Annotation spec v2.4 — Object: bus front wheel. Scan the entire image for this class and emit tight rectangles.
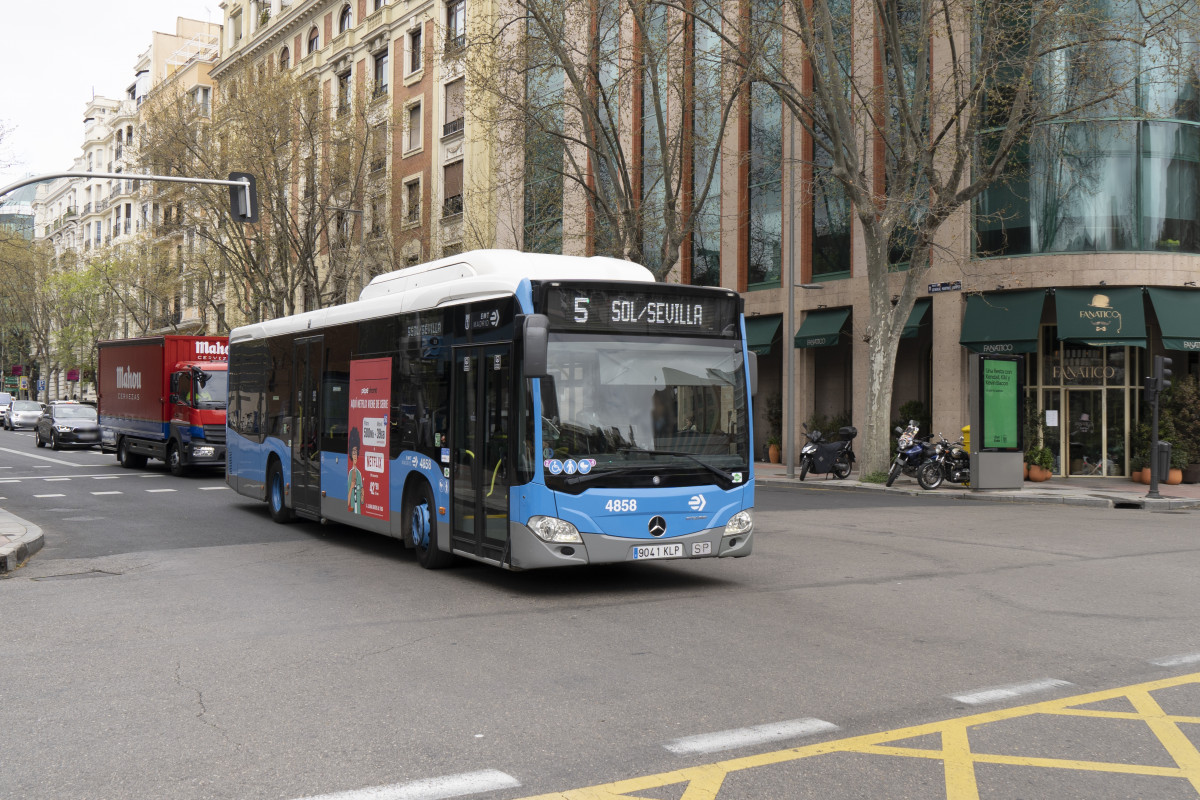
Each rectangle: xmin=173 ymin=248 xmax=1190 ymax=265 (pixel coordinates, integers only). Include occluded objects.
xmin=267 ymin=461 xmax=293 ymax=523
xmin=406 ymin=481 xmax=453 ymax=569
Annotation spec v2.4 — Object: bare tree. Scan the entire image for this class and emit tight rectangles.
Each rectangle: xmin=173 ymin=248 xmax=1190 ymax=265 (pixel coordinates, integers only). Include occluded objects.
xmin=137 ymin=64 xmax=384 ymax=325
xmin=467 ymin=0 xmax=755 ymax=278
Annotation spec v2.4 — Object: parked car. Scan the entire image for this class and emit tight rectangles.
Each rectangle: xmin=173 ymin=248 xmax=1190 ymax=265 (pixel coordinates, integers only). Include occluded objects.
xmin=0 ymin=392 xmax=12 ymax=423
xmin=6 ymin=400 xmax=45 ymax=430
xmin=35 ymin=403 xmax=100 ymax=450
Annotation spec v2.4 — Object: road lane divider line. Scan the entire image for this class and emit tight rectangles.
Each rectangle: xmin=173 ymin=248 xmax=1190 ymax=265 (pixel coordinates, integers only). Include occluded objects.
xmin=146 ymin=489 xmax=177 ymax=493
xmin=0 ymin=446 xmax=87 ymax=467
xmin=664 ymin=718 xmax=839 ymax=755
xmin=34 ymin=494 xmax=66 ymax=498
xmin=91 ymin=491 xmax=123 ymax=496
xmin=199 ymin=486 xmax=230 ymax=490
xmin=948 ymin=678 xmax=1073 ymax=706
xmin=45 ymin=478 xmax=71 ymax=482
xmin=1150 ymin=652 xmax=1200 ymax=668
xmin=293 ymin=769 xmax=521 ymax=800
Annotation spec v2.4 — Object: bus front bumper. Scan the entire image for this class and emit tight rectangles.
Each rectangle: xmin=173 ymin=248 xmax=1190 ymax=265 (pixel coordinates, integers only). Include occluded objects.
xmin=507 ymin=521 xmax=752 ymax=570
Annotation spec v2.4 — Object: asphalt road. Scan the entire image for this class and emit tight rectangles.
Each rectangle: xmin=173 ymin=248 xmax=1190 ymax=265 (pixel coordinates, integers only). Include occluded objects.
xmin=2 ymin=432 xmax=1199 ymax=800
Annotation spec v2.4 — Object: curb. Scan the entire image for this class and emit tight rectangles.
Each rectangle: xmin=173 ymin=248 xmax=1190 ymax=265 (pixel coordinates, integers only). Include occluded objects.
xmin=756 ymin=477 xmax=1200 ymax=511
xmin=0 ymin=511 xmax=44 ymax=574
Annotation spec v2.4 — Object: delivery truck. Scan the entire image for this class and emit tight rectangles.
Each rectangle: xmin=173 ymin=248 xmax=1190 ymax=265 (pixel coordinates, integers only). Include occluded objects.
xmin=98 ymin=335 xmax=228 ymax=475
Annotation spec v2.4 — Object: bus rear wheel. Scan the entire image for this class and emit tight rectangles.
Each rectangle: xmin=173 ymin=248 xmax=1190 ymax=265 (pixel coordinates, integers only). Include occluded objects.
xmin=406 ymin=481 xmax=453 ymax=569
xmin=267 ymin=461 xmax=293 ymax=523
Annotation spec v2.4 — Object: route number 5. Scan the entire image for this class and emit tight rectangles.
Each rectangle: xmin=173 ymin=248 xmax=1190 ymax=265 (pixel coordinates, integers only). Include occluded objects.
xmin=575 ymin=297 xmax=589 ymax=323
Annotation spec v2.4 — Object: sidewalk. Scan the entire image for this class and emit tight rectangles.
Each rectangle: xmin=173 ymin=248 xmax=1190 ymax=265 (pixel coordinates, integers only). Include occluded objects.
xmin=754 ymin=461 xmax=1200 ymax=510
xmin=0 ymin=509 xmax=43 ymax=573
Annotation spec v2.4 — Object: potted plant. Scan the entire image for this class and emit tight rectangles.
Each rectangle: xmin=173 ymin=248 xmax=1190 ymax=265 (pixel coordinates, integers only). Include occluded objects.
xmin=1164 ymin=376 xmax=1200 ymax=483
xmin=1166 ymin=445 xmax=1189 ymax=485
xmin=1130 ymin=421 xmax=1151 ymax=483
xmin=767 ymin=434 xmax=781 ymax=463
xmin=1027 ymin=446 xmax=1054 ymax=481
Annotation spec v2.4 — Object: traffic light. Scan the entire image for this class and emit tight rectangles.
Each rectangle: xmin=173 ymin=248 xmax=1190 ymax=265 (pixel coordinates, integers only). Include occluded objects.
xmin=227 ymin=171 xmax=259 ymax=223
xmin=1155 ymin=355 xmax=1174 ymax=393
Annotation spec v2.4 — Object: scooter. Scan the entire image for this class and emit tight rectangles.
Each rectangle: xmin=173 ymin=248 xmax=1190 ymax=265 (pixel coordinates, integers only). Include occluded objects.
xmin=798 ymin=423 xmax=857 ymax=481
xmin=886 ymin=420 xmax=934 ymax=487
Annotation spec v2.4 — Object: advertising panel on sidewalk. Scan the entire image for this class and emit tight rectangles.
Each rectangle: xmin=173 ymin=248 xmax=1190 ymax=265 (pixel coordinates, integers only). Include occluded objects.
xmin=979 ymin=356 xmax=1023 ymax=451
xmin=348 ymin=357 xmax=392 ymax=521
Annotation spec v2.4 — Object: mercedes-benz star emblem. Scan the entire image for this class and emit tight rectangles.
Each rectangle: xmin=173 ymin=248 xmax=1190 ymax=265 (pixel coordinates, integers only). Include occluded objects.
xmin=648 ymin=516 xmax=667 ymax=537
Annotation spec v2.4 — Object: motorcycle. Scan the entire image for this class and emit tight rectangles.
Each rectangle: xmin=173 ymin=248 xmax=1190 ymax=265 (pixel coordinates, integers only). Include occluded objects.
xmin=917 ymin=433 xmax=970 ymax=490
xmin=798 ymin=423 xmax=857 ymax=481
xmin=886 ymin=420 xmax=934 ymax=487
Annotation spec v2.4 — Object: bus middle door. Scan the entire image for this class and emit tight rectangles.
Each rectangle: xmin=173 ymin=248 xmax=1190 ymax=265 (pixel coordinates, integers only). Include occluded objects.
xmin=451 ymin=344 xmax=512 ymax=560
xmin=292 ymin=335 xmax=323 ymax=519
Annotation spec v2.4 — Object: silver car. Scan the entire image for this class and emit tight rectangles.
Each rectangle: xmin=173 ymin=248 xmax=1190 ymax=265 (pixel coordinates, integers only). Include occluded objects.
xmin=6 ymin=400 xmax=46 ymax=430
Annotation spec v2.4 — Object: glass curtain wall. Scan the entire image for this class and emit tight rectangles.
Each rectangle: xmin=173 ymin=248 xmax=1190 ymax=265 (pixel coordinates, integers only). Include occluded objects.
xmin=641 ymin=2 xmax=669 ymax=274
xmin=809 ymin=0 xmax=853 ymax=278
xmin=747 ymin=0 xmax=783 ymax=288
xmin=592 ymin=0 xmax=621 ymax=256
xmin=523 ymin=8 xmax=566 ymax=254
xmin=976 ymin=0 xmax=1200 ymax=256
xmin=691 ymin=0 xmax=723 ymax=285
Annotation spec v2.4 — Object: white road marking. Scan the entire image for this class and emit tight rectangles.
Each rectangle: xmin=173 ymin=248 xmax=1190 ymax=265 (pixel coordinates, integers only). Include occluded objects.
xmin=1150 ymin=652 xmax=1200 ymax=668
xmin=146 ymin=489 xmax=177 ymax=493
xmin=0 ymin=446 xmax=83 ymax=467
xmin=948 ymin=678 xmax=1074 ymax=705
xmin=664 ymin=718 xmax=840 ymax=755
xmin=293 ymin=770 xmax=521 ymax=800
xmin=93 ymin=476 xmax=121 ymax=480
xmin=0 ymin=479 xmax=19 ymax=484
xmin=34 ymin=494 xmax=66 ymax=498
xmin=91 ymin=491 xmax=123 ymax=496
xmin=199 ymin=486 xmax=229 ymax=491
xmin=45 ymin=478 xmax=71 ymax=482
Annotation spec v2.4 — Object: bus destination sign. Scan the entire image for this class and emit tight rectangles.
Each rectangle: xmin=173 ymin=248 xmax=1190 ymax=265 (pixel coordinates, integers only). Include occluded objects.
xmin=544 ymin=287 xmax=735 ymax=337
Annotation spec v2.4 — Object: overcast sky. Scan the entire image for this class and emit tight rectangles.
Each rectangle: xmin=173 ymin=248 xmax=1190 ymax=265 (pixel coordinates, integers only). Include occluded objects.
xmin=0 ymin=1 xmax=219 ymax=193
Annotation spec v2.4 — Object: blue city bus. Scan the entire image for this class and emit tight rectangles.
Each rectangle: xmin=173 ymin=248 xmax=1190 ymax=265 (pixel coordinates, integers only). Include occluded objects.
xmin=226 ymin=250 xmax=756 ymax=569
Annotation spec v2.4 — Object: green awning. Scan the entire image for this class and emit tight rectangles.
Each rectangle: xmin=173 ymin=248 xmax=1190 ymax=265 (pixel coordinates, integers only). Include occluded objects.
xmin=902 ymin=298 xmax=931 ymax=339
xmin=959 ymin=289 xmax=1046 ymax=354
xmin=743 ymin=314 xmax=782 ymax=355
xmin=1056 ymin=287 xmax=1146 ymax=347
xmin=1147 ymin=287 xmax=1200 ymax=351
xmin=794 ymin=308 xmax=851 ymax=348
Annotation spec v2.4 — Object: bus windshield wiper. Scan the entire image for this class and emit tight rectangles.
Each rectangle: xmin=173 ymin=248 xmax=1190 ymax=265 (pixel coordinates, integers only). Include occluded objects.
xmin=617 ymin=448 xmax=735 ymax=486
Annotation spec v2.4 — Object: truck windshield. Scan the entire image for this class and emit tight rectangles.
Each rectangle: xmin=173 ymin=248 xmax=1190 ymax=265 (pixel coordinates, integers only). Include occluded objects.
xmin=195 ymin=369 xmax=228 ymax=410
xmin=539 ymin=334 xmax=749 ymax=492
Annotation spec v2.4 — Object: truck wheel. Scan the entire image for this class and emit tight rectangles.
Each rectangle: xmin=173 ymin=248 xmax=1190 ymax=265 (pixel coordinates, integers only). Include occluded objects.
xmin=267 ymin=461 xmax=293 ymax=523
xmin=117 ymin=439 xmax=147 ymax=469
xmin=405 ymin=481 xmax=453 ymax=569
xmin=167 ymin=442 xmax=188 ymax=477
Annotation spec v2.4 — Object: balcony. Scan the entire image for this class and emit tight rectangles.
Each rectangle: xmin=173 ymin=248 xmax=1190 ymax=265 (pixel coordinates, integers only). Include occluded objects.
xmin=82 ymin=202 xmax=93 ymax=215
xmin=442 ymin=117 xmax=464 ymax=138
xmin=442 ymin=194 xmax=463 ymax=218
xmin=446 ymin=34 xmax=465 ymax=52
xmin=370 ymin=156 xmax=387 ymax=173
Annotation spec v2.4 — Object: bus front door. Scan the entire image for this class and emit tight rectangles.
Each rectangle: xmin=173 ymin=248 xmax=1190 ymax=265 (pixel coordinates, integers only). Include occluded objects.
xmin=292 ymin=335 xmax=323 ymax=519
xmin=451 ymin=344 xmax=511 ymax=560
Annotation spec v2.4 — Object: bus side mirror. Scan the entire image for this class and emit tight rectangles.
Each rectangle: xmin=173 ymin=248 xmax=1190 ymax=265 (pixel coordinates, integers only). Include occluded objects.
xmin=522 ymin=314 xmax=550 ymax=378
xmin=747 ymin=351 xmax=759 ymax=397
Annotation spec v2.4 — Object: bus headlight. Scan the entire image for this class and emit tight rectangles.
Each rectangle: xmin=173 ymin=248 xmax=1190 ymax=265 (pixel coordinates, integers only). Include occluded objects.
xmin=723 ymin=510 xmax=753 ymax=536
xmin=528 ymin=516 xmax=582 ymax=543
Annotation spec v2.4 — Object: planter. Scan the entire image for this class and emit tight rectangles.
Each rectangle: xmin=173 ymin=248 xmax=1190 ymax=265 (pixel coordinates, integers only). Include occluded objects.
xmin=1166 ymin=467 xmax=1183 ymax=485
xmin=1024 ymin=463 xmax=1030 ymax=480
xmin=1136 ymin=468 xmax=1151 ymax=484
xmin=1028 ymin=465 xmax=1051 ymax=482
xmin=768 ymin=443 xmax=781 ymax=463
xmin=1183 ymin=464 xmax=1200 ymax=484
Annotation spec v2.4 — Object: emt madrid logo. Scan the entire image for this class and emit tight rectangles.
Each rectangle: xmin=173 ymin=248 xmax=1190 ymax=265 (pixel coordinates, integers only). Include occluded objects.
xmin=1080 ymin=293 xmax=1122 ymax=335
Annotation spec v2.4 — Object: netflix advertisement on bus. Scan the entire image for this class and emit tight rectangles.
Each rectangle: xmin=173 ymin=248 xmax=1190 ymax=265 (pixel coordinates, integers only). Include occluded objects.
xmin=348 ymin=358 xmax=391 ymax=521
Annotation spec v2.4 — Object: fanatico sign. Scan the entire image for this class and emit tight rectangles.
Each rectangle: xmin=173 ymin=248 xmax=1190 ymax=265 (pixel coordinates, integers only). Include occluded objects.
xmin=1078 ymin=294 xmax=1123 ymax=335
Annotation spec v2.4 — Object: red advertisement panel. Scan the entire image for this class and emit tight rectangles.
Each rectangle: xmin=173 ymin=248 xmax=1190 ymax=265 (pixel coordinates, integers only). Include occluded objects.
xmin=348 ymin=357 xmax=392 ymax=521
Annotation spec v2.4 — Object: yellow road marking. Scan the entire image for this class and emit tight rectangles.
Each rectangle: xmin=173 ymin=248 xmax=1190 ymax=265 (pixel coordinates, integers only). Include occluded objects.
xmin=516 ymin=672 xmax=1200 ymax=800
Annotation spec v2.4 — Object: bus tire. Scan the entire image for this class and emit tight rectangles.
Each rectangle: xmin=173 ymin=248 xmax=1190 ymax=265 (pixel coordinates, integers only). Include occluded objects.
xmin=267 ymin=460 xmax=293 ymax=523
xmin=407 ymin=481 xmax=452 ymax=569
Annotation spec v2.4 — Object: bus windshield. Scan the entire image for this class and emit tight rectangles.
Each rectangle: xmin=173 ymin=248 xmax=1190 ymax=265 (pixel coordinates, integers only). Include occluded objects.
xmin=539 ymin=334 xmax=749 ymax=491
xmin=195 ymin=369 xmax=228 ymax=410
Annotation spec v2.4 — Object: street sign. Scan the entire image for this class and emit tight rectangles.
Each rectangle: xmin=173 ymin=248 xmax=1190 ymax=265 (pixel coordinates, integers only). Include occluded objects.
xmin=37 ymin=379 xmax=46 ymax=392
xmin=67 ymin=369 xmax=80 ymax=381
xmin=3 ymin=377 xmax=17 ymax=390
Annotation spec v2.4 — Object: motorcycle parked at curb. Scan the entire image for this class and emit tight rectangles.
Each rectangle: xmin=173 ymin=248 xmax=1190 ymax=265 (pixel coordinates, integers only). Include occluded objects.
xmin=798 ymin=423 xmax=857 ymax=481
xmin=917 ymin=433 xmax=971 ymax=490
xmin=886 ymin=420 xmax=934 ymax=487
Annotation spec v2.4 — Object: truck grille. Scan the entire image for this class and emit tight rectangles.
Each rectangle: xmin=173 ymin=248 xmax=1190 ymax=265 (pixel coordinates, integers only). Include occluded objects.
xmin=203 ymin=425 xmax=226 ymax=444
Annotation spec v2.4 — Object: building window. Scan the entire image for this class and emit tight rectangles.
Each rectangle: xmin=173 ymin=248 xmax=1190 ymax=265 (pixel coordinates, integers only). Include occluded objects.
xmin=373 ymin=51 xmax=389 ymax=97
xmin=231 ymin=11 xmax=243 ymax=46
xmin=446 ymin=0 xmax=465 ymax=49
xmin=280 ymin=46 xmax=290 ymax=70
xmin=443 ymin=79 xmax=464 ymax=136
xmin=690 ymin=3 xmax=722 ymax=286
xmin=337 ymin=71 xmax=352 ymax=116
xmin=405 ymin=178 xmax=421 ymax=224
xmin=375 ymin=0 xmax=385 ymax=9
xmin=409 ymin=27 xmax=423 ymax=73
xmin=443 ymin=160 xmax=464 ymax=217
xmin=308 ymin=27 xmax=320 ymax=54
xmin=339 ymin=4 xmax=352 ymax=33
xmin=406 ymin=102 xmax=422 ymax=151
xmin=192 ymin=86 xmax=211 ymax=116
xmin=371 ymin=124 xmax=388 ymax=172
xmin=748 ymin=81 xmax=782 ymax=287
